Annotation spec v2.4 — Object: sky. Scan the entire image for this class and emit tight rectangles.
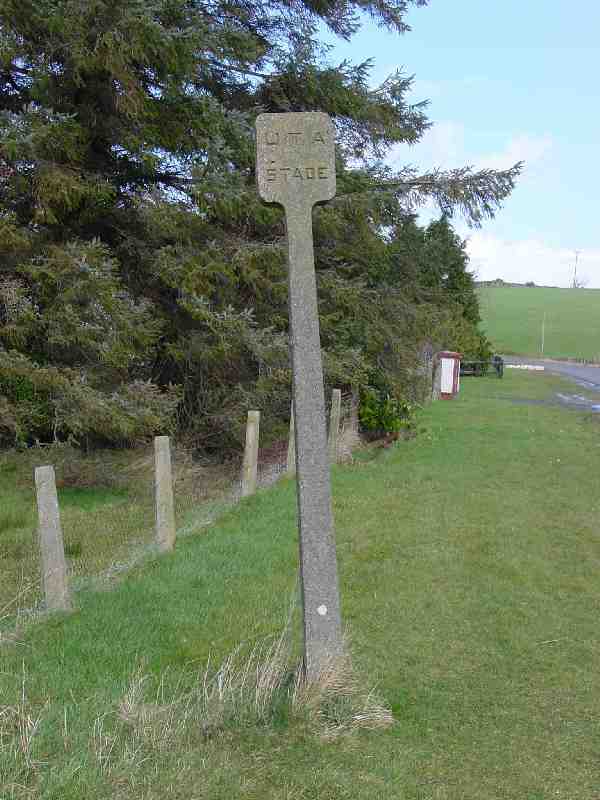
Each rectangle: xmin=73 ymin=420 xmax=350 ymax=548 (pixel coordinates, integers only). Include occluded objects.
xmin=323 ymin=0 xmax=600 ymax=288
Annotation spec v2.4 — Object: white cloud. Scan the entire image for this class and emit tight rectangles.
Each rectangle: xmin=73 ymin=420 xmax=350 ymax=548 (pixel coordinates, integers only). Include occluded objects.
xmin=419 ymin=120 xmax=466 ymax=168
xmin=478 ymin=133 xmax=554 ymax=175
xmin=407 ymin=76 xmax=490 ymax=102
xmin=466 ymin=233 xmax=600 ymax=289
xmin=391 ymin=123 xmax=554 ymax=178
xmin=387 ymin=126 xmax=599 ymax=290
xmin=389 ymin=120 xmax=466 ymax=171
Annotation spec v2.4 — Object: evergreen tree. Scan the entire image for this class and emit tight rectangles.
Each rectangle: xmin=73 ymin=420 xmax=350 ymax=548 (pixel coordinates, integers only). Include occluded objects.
xmin=422 ymin=217 xmax=480 ymax=325
xmin=0 ymin=0 xmax=519 ymax=449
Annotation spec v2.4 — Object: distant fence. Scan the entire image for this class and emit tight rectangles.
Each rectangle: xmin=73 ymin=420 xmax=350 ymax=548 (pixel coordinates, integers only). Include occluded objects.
xmin=30 ymin=389 xmax=358 ymax=615
xmin=506 ymin=365 xmax=545 ymax=372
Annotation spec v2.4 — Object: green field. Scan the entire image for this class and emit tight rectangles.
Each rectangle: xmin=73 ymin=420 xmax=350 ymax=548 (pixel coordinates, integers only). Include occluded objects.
xmin=478 ymin=286 xmax=600 ymax=361
xmin=1 ymin=371 xmax=600 ymax=799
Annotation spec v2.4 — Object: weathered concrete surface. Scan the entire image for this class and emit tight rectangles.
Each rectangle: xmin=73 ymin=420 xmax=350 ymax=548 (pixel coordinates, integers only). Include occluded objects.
xmin=337 ymin=392 xmax=361 ymax=462
xmin=328 ymin=388 xmax=341 ymax=463
xmin=418 ymin=340 xmax=435 ymax=403
xmin=241 ymin=410 xmax=260 ymax=497
xmin=432 ymin=356 xmax=442 ymax=401
xmin=257 ymin=112 xmax=343 ymax=679
xmin=154 ymin=436 xmax=176 ymax=552
xmin=34 ymin=465 xmax=71 ymax=611
xmin=256 ymin=113 xmax=336 ymax=210
xmin=287 ymin=403 xmax=296 ymax=475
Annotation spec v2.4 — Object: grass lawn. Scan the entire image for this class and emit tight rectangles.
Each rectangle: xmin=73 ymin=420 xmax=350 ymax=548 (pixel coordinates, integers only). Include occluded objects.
xmin=1 ymin=370 xmax=600 ymax=799
xmin=0 ymin=448 xmax=160 ymax=617
xmin=478 ymin=285 xmax=600 ymax=361
xmin=0 ymin=447 xmax=236 ymax=615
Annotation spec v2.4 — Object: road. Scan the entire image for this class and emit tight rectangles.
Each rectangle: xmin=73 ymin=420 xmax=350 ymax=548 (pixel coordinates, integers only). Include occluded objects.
xmin=503 ymin=357 xmax=600 ymax=392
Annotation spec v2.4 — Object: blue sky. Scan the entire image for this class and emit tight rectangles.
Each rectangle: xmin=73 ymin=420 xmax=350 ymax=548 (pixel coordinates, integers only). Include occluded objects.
xmin=324 ymin=1 xmax=600 ymax=287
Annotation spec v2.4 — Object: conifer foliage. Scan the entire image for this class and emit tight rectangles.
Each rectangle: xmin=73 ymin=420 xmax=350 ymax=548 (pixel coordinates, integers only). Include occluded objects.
xmin=0 ymin=0 xmax=519 ymax=449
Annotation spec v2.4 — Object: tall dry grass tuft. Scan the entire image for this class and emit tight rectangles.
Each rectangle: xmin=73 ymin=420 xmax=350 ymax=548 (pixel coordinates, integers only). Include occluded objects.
xmin=90 ymin=667 xmax=199 ymax=780
xmin=0 ymin=579 xmax=38 ymax=645
xmin=90 ymin=713 xmax=119 ymax=776
xmin=87 ymin=632 xmax=295 ymax=769
xmin=0 ymin=665 xmax=47 ymax=798
xmin=1 ymin=634 xmax=393 ymax=797
xmin=290 ymin=646 xmax=394 ymax=739
xmin=90 ymin=630 xmax=393 ymax=762
xmin=200 ymin=631 xmax=292 ymax=730
xmin=117 ymin=667 xmax=197 ymax=753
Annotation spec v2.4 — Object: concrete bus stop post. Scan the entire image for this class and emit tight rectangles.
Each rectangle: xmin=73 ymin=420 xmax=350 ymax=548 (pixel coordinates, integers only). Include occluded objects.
xmin=256 ymin=112 xmax=343 ymax=680
xmin=241 ymin=410 xmax=260 ymax=497
xmin=34 ymin=465 xmax=71 ymax=612
xmin=154 ymin=436 xmax=176 ymax=552
xmin=328 ymin=388 xmax=342 ymax=464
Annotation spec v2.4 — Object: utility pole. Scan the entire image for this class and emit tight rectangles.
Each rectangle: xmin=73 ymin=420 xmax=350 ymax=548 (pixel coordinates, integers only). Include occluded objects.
xmin=572 ymin=250 xmax=581 ymax=288
xmin=541 ymin=311 xmax=546 ymax=355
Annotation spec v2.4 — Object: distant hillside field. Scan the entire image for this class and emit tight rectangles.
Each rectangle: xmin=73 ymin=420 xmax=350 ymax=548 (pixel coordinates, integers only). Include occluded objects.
xmin=478 ymin=286 xmax=600 ymax=360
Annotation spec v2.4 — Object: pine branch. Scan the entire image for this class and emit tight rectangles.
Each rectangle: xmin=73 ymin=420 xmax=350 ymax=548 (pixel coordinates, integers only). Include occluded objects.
xmin=337 ymin=163 xmax=523 ymax=226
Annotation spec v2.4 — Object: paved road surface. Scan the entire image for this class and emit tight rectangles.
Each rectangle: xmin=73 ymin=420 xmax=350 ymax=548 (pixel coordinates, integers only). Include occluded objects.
xmin=503 ymin=357 xmax=600 ymax=392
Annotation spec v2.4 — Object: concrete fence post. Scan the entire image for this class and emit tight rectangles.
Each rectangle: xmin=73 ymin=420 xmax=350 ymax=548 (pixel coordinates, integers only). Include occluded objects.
xmin=425 ymin=357 xmax=434 ymax=404
xmin=241 ymin=410 xmax=260 ymax=497
xmin=328 ymin=388 xmax=342 ymax=464
xmin=154 ymin=436 xmax=176 ymax=552
xmin=337 ymin=390 xmax=361 ymax=461
xmin=287 ymin=403 xmax=296 ymax=475
xmin=34 ymin=466 xmax=71 ymax=612
xmin=432 ymin=356 xmax=441 ymax=401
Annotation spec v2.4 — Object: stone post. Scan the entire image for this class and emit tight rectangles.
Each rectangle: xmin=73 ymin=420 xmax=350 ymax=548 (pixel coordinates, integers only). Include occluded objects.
xmin=432 ymin=355 xmax=441 ymax=401
xmin=287 ymin=403 xmax=296 ymax=475
xmin=328 ymin=388 xmax=342 ymax=464
xmin=417 ymin=340 xmax=435 ymax=404
xmin=154 ymin=436 xmax=176 ymax=552
xmin=257 ymin=112 xmax=343 ymax=680
xmin=241 ymin=410 xmax=260 ymax=497
xmin=425 ymin=357 xmax=434 ymax=402
xmin=337 ymin=391 xmax=361 ymax=461
xmin=34 ymin=466 xmax=71 ymax=612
